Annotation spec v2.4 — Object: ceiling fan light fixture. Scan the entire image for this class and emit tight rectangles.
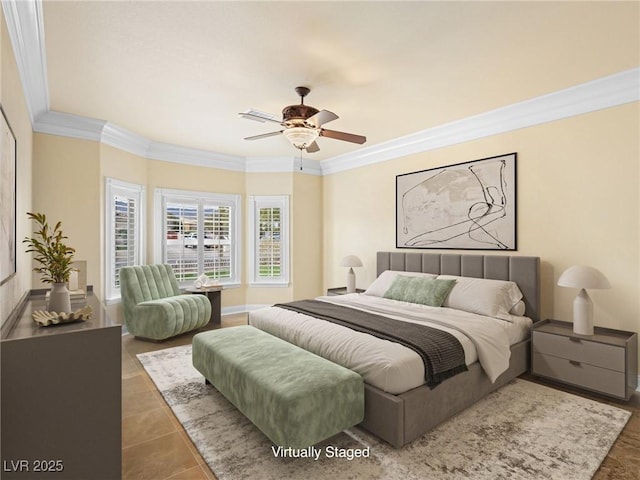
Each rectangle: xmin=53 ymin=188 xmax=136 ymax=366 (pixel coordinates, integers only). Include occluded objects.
xmin=282 ymin=127 xmax=319 ymax=150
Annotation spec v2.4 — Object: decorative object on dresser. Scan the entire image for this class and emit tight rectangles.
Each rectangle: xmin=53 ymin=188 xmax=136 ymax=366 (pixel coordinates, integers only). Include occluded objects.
xmin=340 ymin=255 xmax=363 ymax=293
xmin=396 ymin=152 xmax=516 ymax=250
xmin=31 ymin=305 xmax=93 ymax=326
xmin=22 ymin=212 xmax=76 ymax=313
xmin=557 ymin=265 xmax=611 ymax=335
xmin=531 ymin=319 xmax=638 ymax=400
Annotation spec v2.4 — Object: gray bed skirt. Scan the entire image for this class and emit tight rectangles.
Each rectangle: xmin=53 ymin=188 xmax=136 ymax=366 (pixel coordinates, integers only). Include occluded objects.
xmin=360 ymin=339 xmax=529 ymax=448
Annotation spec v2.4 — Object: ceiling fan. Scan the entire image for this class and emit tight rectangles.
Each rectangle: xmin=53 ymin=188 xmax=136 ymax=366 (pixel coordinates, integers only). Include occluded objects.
xmin=238 ymin=86 xmax=366 ymax=153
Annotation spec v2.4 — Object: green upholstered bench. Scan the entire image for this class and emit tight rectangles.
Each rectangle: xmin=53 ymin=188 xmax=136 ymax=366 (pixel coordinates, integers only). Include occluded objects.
xmin=192 ymin=326 xmax=364 ymax=448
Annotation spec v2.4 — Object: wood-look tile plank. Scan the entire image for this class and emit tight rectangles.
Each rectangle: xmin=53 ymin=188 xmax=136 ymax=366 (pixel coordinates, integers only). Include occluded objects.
xmin=166 ymin=465 xmax=210 ymax=480
xmin=123 ymin=407 xmax=177 ymax=448
xmin=122 ymin=431 xmax=198 ymax=480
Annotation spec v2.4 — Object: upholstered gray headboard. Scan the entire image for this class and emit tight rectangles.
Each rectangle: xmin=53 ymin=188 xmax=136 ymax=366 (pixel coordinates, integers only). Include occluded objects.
xmin=377 ymin=252 xmax=540 ymax=322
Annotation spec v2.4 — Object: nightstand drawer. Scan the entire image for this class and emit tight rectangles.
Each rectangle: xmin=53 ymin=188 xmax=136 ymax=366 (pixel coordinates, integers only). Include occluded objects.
xmin=532 ymin=352 xmax=626 ymax=399
xmin=532 ymin=331 xmax=625 ymax=372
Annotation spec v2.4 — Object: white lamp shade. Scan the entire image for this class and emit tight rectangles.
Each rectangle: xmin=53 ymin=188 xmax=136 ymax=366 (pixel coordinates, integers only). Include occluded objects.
xmin=340 ymin=255 xmax=363 ymax=268
xmin=557 ymin=265 xmax=611 ymax=290
xmin=282 ymin=127 xmax=319 ymax=149
xmin=558 ymin=265 xmax=610 ymax=336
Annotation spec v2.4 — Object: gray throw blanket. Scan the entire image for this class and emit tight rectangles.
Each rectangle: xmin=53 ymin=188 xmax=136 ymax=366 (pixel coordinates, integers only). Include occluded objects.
xmin=274 ymin=300 xmax=467 ymax=387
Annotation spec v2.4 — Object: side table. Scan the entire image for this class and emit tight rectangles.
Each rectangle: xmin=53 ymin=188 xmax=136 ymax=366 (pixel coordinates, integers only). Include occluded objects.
xmin=531 ymin=319 xmax=638 ymax=400
xmin=327 ymin=287 xmax=365 ymax=296
xmin=185 ymin=286 xmax=222 ymax=325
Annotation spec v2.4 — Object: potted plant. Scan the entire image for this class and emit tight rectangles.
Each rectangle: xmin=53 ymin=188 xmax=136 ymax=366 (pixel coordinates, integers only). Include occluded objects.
xmin=23 ymin=212 xmax=76 ymax=313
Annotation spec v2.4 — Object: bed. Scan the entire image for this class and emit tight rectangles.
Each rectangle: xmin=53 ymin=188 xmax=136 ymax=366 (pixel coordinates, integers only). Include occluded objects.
xmin=249 ymin=252 xmax=540 ymax=448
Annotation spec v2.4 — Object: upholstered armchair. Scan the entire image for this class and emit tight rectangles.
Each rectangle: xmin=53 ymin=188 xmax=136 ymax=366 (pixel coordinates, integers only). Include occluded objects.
xmin=120 ymin=264 xmax=211 ymax=340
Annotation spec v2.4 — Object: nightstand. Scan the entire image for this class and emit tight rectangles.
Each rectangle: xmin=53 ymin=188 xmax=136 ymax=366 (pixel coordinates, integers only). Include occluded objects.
xmin=531 ymin=319 xmax=638 ymax=400
xmin=327 ymin=287 xmax=365 ymax=296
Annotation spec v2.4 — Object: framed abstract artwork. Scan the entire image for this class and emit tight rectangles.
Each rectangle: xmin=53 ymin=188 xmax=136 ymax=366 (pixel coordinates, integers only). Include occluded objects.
xmin=396 ymin=153 xmax=517 ymax=250
xmin=1 ymin=107 xmax=17 ymax=285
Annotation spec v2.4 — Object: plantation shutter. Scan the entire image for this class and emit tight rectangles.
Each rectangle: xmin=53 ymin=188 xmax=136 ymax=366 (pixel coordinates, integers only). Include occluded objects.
xmin=258 ymin=206 xmax=282 ymax=278
xmin=157 ymin=189 xmax=240 ymax=285
xmin=163 ymin=201 xmax=199 ymax=282
xmin=249 ymin=196 xmax=289 ymax=285
xmin=113 ymin=195 xmax=138 ymax=288
xmin=105 ymin=178 xmax=145 ymax=301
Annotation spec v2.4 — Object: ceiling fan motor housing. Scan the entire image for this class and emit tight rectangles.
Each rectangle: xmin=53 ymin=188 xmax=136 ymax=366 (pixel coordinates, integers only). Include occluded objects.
xmin=282 ymin=104 xmax=319 ymax=126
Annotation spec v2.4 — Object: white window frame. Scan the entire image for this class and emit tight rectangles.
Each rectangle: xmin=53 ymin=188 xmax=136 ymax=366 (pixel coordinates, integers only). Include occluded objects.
xmin=104 ymin=178 xmax=146 ymax=302
xmin=154 ymin=188 xmax=241 ymax=287
xmin=248 ymin=195 xmax=289 ymax=286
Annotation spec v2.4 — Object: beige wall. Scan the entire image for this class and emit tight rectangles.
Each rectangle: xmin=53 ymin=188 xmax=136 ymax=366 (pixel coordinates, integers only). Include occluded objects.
xmin=32 ymin=134 xmax=102 ymax=293
xmin=323 ymin=102 xmax=639 ymax=346
xmin=292 ymin=172 xmax=323 ymax=300
xmin=0 ymin=8 xmax=33 ymax=328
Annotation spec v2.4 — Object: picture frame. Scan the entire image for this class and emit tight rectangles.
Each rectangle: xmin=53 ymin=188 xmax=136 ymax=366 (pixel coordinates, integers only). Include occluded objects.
xmin=1 ymin=106 xmax=17 ymax=285
xmin=396 ymin=152 xmax=517 ymax=250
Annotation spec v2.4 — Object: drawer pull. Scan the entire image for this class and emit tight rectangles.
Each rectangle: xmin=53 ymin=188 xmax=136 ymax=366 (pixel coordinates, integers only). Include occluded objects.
xmin=569 ymin=360 xmax=581 ymax=366
xmin=569 ymin=337 xmax=581 ymax=343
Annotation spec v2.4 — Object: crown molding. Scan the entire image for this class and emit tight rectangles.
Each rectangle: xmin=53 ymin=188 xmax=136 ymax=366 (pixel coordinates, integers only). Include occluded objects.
xmin=245 ymin=156 xmax=323 ymax=176
xmin=2 ymin=0 xmax=48 ymax=123
xmin=6 ymin=1 xmax=639 ymax=176
xmin=146 ymin=141 xmax=246 ymax=172
xmin=33 ymin=110 xmax=106 ymax=142
xmin=321 ymin=67 xmax=639 ymax=175
xmin=101 ymin=123 xmax=152 ymax=158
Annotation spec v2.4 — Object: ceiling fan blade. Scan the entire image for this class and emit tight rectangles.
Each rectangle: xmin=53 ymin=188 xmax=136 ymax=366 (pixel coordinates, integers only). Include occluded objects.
xmin=320 ymin=129 xmax=366 ymax=145
xmin=244 ymin=131 xmax=283 ymax=141
xmin=305 ymin=141 xmax=320 ymax=153
xmin=306 ymin=109 xmax=339 ymax=128
xmin=238 ymin=109 xmax=282 ymax=124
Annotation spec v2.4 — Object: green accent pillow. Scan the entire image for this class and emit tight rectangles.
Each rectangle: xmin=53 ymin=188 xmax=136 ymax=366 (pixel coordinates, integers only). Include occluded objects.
xmin=383 ymin=276 xmax=456 ymax=307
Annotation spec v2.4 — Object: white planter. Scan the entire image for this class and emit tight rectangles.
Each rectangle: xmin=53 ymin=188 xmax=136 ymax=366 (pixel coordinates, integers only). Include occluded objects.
xmin=49 ymin=282 xmax=71 ymax=313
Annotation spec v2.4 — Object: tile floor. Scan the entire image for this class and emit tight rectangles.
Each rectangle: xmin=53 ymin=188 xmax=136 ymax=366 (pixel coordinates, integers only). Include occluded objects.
xmin=121 ymin=314 xmax=247 ymax=480
xmin=122 ymin=315 xmax=639 ymax=480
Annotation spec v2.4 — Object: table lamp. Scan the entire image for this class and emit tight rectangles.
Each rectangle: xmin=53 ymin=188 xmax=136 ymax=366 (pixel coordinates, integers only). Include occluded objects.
xmin=340 ymin=255 xmax=363 ymax=293
xmin=557 ymin=265 xmax=610 ymax=335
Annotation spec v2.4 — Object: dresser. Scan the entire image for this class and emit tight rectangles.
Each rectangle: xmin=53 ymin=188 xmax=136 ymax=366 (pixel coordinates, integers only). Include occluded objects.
xmin=1 ymin=292 xmax=122 ymax=479
xmin=531 ymin=319 xmax=638 ymax=400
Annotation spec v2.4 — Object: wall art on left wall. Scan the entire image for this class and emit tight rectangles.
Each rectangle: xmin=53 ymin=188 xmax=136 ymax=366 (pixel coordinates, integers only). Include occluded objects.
xmin=0 ymin=107 xmax=17 ymax=285
xmin=396 ymin=152 xmax=517 ymax=250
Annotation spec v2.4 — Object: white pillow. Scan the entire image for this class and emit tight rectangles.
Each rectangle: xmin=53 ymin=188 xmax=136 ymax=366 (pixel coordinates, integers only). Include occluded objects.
xmin=364 ymin=270 xmax=437 ymax=297
xmin=437 ymin=275 xmax=523 ymax=320
xmin=510 ymin=300 xmax=526 ymax=316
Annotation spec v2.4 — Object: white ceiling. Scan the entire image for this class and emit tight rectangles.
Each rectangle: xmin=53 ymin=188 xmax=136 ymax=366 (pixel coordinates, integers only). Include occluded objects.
xmin=38 ymin=1 xmax=638 ymax=162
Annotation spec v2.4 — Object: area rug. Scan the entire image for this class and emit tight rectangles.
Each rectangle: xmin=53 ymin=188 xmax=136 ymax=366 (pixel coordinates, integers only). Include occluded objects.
xmin=138 ymin=345 xmax=631 ymax=480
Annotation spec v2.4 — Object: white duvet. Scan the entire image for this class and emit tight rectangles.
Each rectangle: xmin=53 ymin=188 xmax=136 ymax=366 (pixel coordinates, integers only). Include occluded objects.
xmin=248 ymin=294 xmax=531 ymax=395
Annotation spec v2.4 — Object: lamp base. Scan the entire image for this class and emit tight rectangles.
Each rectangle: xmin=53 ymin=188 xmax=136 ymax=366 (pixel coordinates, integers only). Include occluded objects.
xmin=573 ymin=289 xmax=594 ymax=336
xmin=346 ymin=268 xmax=356 ymax=294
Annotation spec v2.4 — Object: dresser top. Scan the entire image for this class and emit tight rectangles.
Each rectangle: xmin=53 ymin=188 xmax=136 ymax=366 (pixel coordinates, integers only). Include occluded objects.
xmin=1 ymin=292 xmax=120 ymax=341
